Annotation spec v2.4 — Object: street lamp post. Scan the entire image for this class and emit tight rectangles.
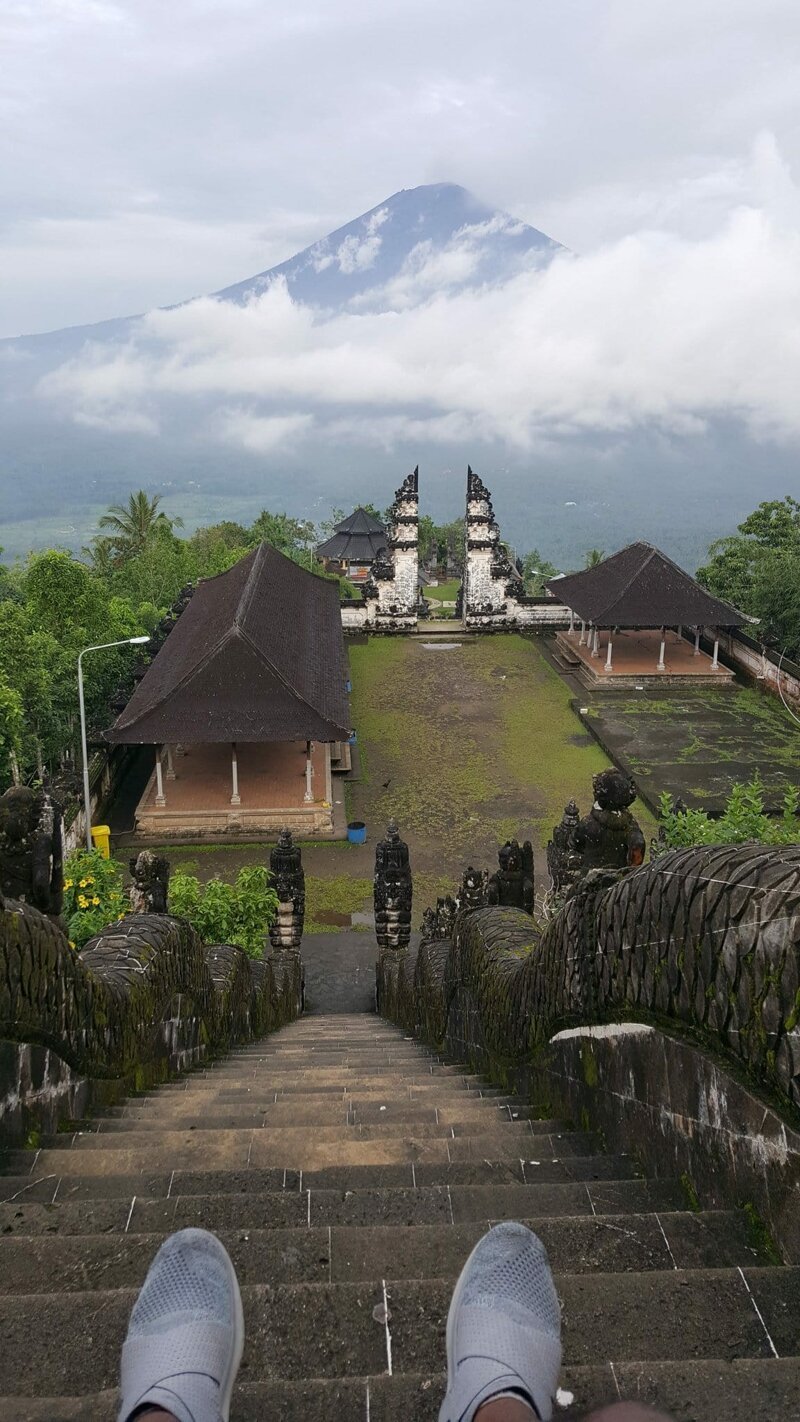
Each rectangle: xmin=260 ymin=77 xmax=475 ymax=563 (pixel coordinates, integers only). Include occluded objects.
xmin=78 ymin=636 xmax=150 ymax=852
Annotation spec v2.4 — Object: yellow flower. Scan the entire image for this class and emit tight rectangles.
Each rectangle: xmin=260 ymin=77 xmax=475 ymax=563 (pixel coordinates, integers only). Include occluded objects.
xmin=64 ymin=879 xmax=73 ymax=890
xmin=85 ymin=876 xmax=95 ymax=885
xmin=79 ymin=879 xmax=88 ymax=888
xmin=78 ymin=895 xmax=88 ymax=908
xmin=92 ymin=896 xmax=100 ymax=906
xmin=68 ymin=940 xmax=76 ymax=949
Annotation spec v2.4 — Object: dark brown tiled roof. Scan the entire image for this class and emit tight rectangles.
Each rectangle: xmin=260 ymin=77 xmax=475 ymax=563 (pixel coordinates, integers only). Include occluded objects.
xmin=547 ymin=542 xmax=747 ymax=629
xmin=316 ymin=507 xmax=387 ymax=564
xmin=106 ymin=544 xmax=350 ymax=744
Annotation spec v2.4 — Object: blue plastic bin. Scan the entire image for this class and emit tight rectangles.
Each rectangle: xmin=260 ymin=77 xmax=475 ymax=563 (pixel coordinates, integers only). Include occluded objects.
xmin=347 ymin=821 xmax=367 ymax=844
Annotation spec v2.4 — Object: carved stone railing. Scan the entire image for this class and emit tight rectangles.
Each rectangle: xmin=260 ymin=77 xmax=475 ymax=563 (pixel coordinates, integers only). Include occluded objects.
xmin=378 ymin=843 xmax=800 ymax=1114
xmin=0 ymin=894 xmax=302 ymax=1144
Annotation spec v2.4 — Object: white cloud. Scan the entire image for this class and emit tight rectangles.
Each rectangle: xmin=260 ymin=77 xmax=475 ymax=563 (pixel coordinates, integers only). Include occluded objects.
xmin=216 ymin=408 xmax=314 ymax=452
xmin=39 ymin=172 xmax=800 ymax=448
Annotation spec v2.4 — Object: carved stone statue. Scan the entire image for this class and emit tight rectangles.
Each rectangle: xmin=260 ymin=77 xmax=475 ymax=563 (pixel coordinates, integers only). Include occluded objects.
xmin=129 ymin=850 xmax=170 ymax=914
xmin=459 ymin=864 xmax=488 ymax=911
xmin=571 ymin=769 xmax=645 ymax=875
xmin=374 ymin=819 xmax=412 ymax=950
xmin=487 ymin=838 xmax=535 ymax=914
xmin=547 ymin=799 xmax=581 ymax=893
xmin=0 ymin=785 xmax=64 ymax=918
xmin=268 ymin=828 xmax=305 ymax=950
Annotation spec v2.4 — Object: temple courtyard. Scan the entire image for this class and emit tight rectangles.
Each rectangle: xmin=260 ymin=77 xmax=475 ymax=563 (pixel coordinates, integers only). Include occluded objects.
xmin=119 ymin=633 xmax=800 ymax=930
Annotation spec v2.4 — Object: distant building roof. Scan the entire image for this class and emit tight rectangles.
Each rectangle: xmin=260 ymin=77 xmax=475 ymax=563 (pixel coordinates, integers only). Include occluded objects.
xmin=547 ymin=542 xmax=747 ymax=629
xmin=316 ymin=507 xmax=387 ymax=564
xmin=106 ymin=544 xmax=350 ymax=745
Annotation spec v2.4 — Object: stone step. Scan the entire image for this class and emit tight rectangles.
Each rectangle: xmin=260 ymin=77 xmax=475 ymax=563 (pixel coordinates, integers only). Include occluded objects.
xmin=1 ymin=1269 xmax=794 ymax=1394
xmin=3 ymin=1360 xmax=800 ymax=1422
xmin=30 ymin=1128 xmax=597 ymax=1175
xmin=0 ymin=1154 xmax=643 ymax=1212
xmin=0 ymin=1211 xmax=775 ymax=1293
xmin=109 ymin=1099 xmax=545 ymax=1126
xmin=0 ymin=1175 xmax=681 ymax=1238
xmin=48 ymin=1121 xmax=558 ymax=1151
xmin=90 ymin=1109 xmax=572 ymax=1134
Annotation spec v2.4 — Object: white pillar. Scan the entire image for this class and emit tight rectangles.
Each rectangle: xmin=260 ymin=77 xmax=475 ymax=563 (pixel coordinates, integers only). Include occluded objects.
xmin=712 ymin=636 xmax=720 ymax=670
xmin=591 ymin=626 xmax=600 ymax=657
xmin=155 ymin=747 xmax=166 ymax=806
xmin=324 ymin=742 xmax=333 ymax=805
xmin=165 ymin=744 xmax=176 ymax=780
xmin=676 ymin=625 xmax=682 ymax=641
xmin=579 ymin=620 xmax=586 ymax=646
xmin=568 ymin=608 xmax=575 ymax=635
xmin=694 ymin=627 xmax=701 ymax=656
xmin=657 ymin=630 xmax=666 ymax=671
xmin=230 ymin=743 xmax=241 ymax=805
xmin=304 ymin=740 xmax=314 ymax=802
xmin=605 ymin=636 xmax=613 ymax=672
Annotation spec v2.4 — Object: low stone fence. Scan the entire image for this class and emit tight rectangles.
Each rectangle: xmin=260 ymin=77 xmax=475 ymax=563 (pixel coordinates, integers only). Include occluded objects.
xmin=0 ymin=895 xmax=302 ymax=1146
xmin=378 ymin=843 xmax=800 ymax=1258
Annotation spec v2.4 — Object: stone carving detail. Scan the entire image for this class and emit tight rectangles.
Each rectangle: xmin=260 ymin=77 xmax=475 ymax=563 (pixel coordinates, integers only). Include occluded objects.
xmin=374 ymin=820 xmax=412 ymax=950
xmin=546 ymin=799 xmax=581 ymax=893
xmin=0 ymin=785 xmax=63 ymax=919
xmin=420 ymin=894 xmax=459 ymax=944
xmin=571 ymin=770 xmax=645 ymax=875
xmin=459 ymin=864 xmax=489 ymax=911
xmin=461 ymin=467 xmax=570 ymax=632
xmin=268 ymin=828 xmax=306 ymax=950
xmin=487 ymin=838 xmax=535 ymax=914
xmin=129 ymin=849 xmax=171 ymax=914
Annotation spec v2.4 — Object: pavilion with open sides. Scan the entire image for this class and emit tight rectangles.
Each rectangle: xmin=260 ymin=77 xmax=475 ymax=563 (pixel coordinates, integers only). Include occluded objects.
xmin=105 ymin=543 xmax=350 ymax=837
xmin=548 ymin=541 xmax=749 ymax=688
xmin=316 ymin=507 xmax=388 ymax=584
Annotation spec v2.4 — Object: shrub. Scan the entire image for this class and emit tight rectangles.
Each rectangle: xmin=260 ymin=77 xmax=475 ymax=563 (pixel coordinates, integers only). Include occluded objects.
xmin=168 ymin=865 xmax=278 ymax=958
xmin=63 ymin=848 xmax=130 ymax=948
xmin=656 ymin=775 xmax=800 ymax=851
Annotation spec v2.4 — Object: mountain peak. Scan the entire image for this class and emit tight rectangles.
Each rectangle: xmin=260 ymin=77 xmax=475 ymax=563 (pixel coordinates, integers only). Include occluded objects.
xmin=215 ymin=182 xmax=561 ymax=308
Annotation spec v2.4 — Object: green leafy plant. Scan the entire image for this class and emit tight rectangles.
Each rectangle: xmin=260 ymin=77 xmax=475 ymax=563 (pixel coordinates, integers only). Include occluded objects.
xmin=656 ymin=776 xmax=800 ymax=851
xmin=63 ymin=848 xmax=130 ymax=948
xmin=168 ymin=866 xmax=278 ymax=958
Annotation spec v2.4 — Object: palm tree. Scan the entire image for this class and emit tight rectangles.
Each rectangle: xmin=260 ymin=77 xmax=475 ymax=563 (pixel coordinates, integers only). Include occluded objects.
xmin=584 ymin=548 xmax=605 ymax=568
xmin=99 ymin=491 xmax=182 ymax=559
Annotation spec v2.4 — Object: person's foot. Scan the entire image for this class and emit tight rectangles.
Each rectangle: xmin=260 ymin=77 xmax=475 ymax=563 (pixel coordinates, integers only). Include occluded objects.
xmin=118 ymin=1228 xmax=244 ymax=1422
xmin=439 ymin=1222 xmax=562 ymax=1422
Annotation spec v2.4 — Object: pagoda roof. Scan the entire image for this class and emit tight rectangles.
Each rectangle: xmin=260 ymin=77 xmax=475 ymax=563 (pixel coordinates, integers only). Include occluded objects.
xmin=105 ymin=544 xmax=350 ymax=745
xmin=547 ymin=542 xmax=747 ymax=629
xmin=316 ymin=507 xmax=387 ymax=563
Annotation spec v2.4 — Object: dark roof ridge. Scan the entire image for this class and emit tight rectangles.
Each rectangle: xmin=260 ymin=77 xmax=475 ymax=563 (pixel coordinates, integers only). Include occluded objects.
xmin=594 ymin=542 xmax=657 ymax=623
xmin=234 ymin=540 xmax=267 ymax=631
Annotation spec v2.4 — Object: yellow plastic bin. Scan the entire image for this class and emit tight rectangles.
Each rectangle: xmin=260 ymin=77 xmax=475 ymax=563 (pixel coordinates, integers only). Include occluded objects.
xmin=91 ymin=825 xmax=111 ymax=859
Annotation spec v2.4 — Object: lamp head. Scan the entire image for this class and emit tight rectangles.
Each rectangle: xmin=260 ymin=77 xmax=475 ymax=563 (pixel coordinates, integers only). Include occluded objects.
xmin=130 ymin=635 xmax=150 ymax=645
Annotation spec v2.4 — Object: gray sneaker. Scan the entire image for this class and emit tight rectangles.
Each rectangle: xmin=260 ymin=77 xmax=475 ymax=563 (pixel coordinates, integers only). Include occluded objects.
xmin=439 ymin=1222 xmax=562 ymax=1422
xmin=118 ymin=1228 xmax=244 ymax=1422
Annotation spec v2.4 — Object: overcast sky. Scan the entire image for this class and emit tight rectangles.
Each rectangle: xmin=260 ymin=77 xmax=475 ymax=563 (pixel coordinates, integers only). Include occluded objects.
xmin=3 ymin=0 xmax=800 ymax=338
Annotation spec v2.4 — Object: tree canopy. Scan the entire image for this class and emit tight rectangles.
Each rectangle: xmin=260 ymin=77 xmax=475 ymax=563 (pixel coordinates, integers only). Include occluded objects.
xmin=696 ymin=496 xmax=800 ymax=655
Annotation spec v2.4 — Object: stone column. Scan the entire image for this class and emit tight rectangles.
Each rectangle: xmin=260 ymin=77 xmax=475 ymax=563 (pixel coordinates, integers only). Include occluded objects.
xmin=657 ymin=630 xmax=666 ymax=672
xmin=712 ymin=635 xmax=720 ymax=670
xmin=374 ymin=819 xmax=412 ymax=950
xmin=605 ymin=635 xmax=613 ymax=672
xmin=304 ymin=741 xmax=314 ymax=802
xmin=165 ymin=745 xmax=176 ymax=780
xmin=579 ymin=620 xmax=587 ymax=646
xmin=568 ymin=608 xmax=575 ymax=635
xmin=268 ymin=828 xmax=305 ymax=950
xmin=230 ymin=743 xmax=241 ymax=806
xmin=324 ymin=743 xmax=333 ymax=806
xmin=591 ymin=627 xmax=600 ymax=658
xmin=154 ymin=747 xmax=166 ymax=807
xmin=694 ymin=626 xmax=702 ymax=656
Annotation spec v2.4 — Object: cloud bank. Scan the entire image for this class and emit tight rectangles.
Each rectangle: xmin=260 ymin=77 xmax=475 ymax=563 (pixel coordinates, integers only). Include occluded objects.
xmin=40 ymin=164 xmax=800 ymax=455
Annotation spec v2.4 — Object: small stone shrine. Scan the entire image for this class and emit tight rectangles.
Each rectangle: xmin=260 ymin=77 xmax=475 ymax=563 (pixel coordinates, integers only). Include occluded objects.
xmin=546 ymin=798 xmax=581 ymax=893
xmin=487 ymin=838 xmax=535 ymax=914
xmin=459 ymin=864 xmax=489 ymax=911
xmin=0 ymin=785 xmax=63 ymax=919
xmin=566 ymin=769 xmax=646 ymax=880
xmin=374 ymin=819 xmax=413 ymax=950
xmin=129 ymin=849 xmax=171 ymax=914
xmin=268 ymin=828 xmax=306 ymax=950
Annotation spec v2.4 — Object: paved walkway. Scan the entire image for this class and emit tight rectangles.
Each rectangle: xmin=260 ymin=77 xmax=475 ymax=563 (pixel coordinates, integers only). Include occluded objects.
xmin=302 ymin=931 xmax=420 ymax=1015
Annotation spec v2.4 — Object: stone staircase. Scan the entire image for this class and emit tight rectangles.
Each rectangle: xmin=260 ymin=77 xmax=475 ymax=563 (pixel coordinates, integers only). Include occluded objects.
xmin=0 ymin=1013 xmax=797 ymax=1421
